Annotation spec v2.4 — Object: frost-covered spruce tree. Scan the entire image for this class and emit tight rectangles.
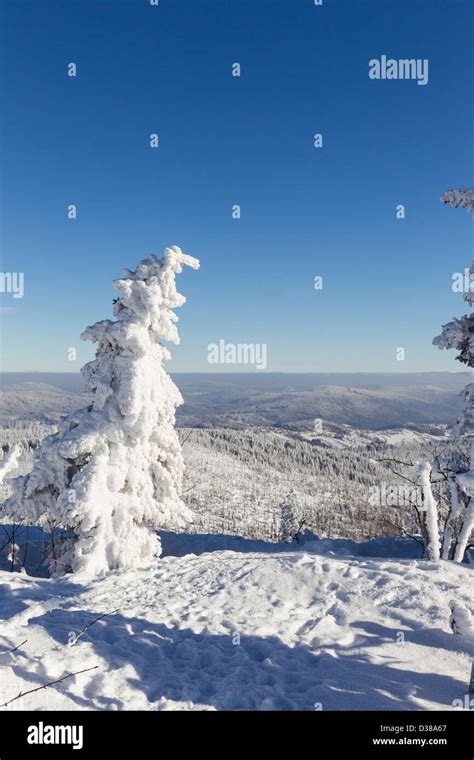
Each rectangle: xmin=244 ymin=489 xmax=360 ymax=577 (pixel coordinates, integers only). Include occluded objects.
xmin=278 ymin=490 xmax=304 ymax=543
xmin=4 ymin=246 xmax=199 ymax=576
xmin=432 ymin=189 xmax=474 ymax=562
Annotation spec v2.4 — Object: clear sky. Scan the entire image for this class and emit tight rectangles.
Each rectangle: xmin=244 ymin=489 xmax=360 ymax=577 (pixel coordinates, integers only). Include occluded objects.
xmin=0 ymin=0 xmax=473 ymax=373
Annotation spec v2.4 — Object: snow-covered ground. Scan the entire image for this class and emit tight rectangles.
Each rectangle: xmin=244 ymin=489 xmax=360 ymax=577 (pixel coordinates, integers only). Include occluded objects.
xmin=295 ymin=426 xmax=448 ymax=450
xmin=0 ymin=533 xmax=472 ymax=711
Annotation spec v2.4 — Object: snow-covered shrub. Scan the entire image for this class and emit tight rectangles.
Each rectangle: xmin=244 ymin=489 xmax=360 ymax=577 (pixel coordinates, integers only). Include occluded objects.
xmin=449 ymin=600 xmax=473 ymax=637
xmin=2 ymin=246 xmax=199 ymax=576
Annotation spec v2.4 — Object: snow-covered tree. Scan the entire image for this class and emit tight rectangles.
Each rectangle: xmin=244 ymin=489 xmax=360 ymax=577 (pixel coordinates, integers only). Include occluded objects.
xmin=0 ymin=445 xmax=21 ymax=485
xmin=3 ymin=246 xmax=199 ymax=576
xmin=431 ymin=189 xmax=474 ymax=562
xmin=416 ymin=462 xmax=441 ymax=561
xmin=380 ymin=191 xmax=474 ymax=561
xmin=278 ymin=490 xmax=305 ymax=543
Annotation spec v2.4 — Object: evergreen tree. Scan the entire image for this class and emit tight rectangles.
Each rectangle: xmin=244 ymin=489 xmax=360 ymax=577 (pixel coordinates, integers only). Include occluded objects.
xmin=4 ymin=246 xmax=199 ymax=576
xmin=278 ymin=489 xmax=304 ymax=543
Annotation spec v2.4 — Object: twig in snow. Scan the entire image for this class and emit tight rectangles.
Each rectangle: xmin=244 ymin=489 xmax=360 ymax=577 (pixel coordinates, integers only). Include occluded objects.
xmin=1 ymin=665 xmax=99 ymax=707
xmin=70 ymin=608 xmax=120 ymax=645
xmin=1 ymin=639 xmax=28 ymax=656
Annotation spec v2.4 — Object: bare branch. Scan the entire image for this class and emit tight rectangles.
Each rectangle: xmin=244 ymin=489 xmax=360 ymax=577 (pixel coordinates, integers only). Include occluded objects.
xmin=70 ymin=609 xmax=120 ymax=646
xmin=1 ymin=639 xmax=28 ymax=656
xmin=376 ymin=457 xmax=415 ymax=467
xmin=382 ymin=466 xmax=418 ymax=487
xmin=179 ymin=429 xmax=194 ymax=447
xmin=383 ymin=518 xmax=424 ymax=550
xmin=1 ymin=665 xmax=99 ymax=707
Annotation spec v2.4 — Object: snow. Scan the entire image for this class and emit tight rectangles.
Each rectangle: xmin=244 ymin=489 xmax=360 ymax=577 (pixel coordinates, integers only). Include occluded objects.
xmin=457 ymin=470 xmax=474 ymax=498
xmin=373 ymin=429 xmax=446 ymax=446
xmin=0 ymin=534 xmax=472 ymax=711
xmin=0 ymin=445 xmax=21 ymax=485
xmin=449 ymin=601 xmax=473 ymax=638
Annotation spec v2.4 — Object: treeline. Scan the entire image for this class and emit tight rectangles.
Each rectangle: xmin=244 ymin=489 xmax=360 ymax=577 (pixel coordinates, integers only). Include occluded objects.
xmin=182 ymin=428 xmax=440 ymax=543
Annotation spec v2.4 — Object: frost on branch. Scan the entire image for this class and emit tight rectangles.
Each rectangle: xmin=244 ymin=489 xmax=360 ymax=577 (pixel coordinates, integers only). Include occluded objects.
xmin=441 ymin=189 xmax=474 ymax=214
xmin=433 ymin=314 xmax=474 ymax=366
xmin=3 ymin=246 xmax=200 ymax=577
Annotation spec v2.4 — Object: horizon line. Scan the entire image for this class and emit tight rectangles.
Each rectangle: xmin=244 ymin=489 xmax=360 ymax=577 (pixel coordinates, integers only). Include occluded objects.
xmin=1 ymin=370 xmax=472 ymax=376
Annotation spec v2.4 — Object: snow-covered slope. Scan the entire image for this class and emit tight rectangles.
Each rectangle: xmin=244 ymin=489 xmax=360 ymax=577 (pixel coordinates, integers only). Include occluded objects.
xmin=177 ymin=380 xmax=466 ymax=430
xmin=0 ymin=535 xmax=472 ymax=711
xmin=0 ymin=383 xmax=82 ymax=424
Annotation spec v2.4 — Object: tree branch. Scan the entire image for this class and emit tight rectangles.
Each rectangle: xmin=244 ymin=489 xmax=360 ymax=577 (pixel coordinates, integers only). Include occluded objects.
xmin=70 ymin=609 xmax=120 ymax=646
xmin=1 ymin=665 xmax=99 ymax=707
xmin=1 ymin=639 xmax=28 ymax=656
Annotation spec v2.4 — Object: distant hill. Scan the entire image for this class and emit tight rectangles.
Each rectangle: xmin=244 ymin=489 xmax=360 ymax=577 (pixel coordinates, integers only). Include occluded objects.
xmin=0 ymin=372 xmax=470 ymax=430
xmin=174 ymin=373 xmax=470 ymax=430
xmin=0 ymin=381 xmax=84 ymax=423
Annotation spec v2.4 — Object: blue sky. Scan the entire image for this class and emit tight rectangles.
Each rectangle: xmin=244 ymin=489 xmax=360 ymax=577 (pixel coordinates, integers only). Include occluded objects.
xmin=1 ymin=0 xmax=473 ymax=373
